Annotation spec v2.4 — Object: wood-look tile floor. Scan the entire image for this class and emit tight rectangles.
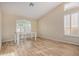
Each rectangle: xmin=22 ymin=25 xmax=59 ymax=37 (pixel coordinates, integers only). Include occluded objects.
xmin=0 ymin=38 xmax=79 ymax=56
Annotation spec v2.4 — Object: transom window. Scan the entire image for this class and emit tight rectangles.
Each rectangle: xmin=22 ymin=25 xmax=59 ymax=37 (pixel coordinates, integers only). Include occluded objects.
xmin=64 ymin=3 xmax=79 ymax=11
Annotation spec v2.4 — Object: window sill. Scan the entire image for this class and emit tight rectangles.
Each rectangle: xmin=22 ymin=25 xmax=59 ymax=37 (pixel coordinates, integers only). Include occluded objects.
xmin=64 ymin=35 xmax=79 ymax=38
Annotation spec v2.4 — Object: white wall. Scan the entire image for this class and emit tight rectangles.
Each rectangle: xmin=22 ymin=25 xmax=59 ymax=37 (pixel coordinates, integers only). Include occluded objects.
xmin=0 ymin=7 xmax=2 ymax=49
xmin=2 ymin=14 xmax=16 ymax=42
xmin=38 ymin=3 xmax=79 ymax=45
xmin=38 ymin=4 xmax=64 ymax=41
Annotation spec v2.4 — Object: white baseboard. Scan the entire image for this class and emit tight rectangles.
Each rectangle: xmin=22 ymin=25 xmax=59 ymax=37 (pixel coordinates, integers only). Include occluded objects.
xmin=2 ymin=39 xmax=14 ymax=43
xmin=39 ymin=36 xmax=79 ymax=46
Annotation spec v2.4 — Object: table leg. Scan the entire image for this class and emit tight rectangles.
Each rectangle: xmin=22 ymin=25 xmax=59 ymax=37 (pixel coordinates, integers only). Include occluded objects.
xmin=16 ymin=33 xmax=20 ymax=45
xmin=31 ymin=33 xmax=33 ymax=39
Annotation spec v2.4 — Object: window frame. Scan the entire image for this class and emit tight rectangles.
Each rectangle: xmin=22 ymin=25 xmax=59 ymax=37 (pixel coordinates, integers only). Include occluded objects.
xmin=64 ymin=13 xmax=79 ymax=37
xmin=16 ymin=19 xmax=32 ymax=33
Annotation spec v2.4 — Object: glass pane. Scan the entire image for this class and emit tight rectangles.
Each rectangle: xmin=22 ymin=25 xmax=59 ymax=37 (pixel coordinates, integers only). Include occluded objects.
xmin=16 ymin=20 xmax=31 ymax=33
xmin=64 ymin=15 xmax=71 ymax=35
xmin=71 ymin=13 xmax=79 ymax=36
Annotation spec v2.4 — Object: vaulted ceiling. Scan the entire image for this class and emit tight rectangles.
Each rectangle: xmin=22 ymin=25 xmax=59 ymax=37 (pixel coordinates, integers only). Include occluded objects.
xmin=0 ymin=2 xmax=61 ymax=20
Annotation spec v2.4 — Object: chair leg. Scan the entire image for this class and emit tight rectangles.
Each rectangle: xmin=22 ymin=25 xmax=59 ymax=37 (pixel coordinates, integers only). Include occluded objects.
xmin=31 ymin=33 xmax=33 ymax=39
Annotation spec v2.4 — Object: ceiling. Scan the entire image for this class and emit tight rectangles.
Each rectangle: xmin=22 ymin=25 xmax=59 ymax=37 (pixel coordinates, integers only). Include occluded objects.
xmin=0 ymin=2 xmax=61 ymax=20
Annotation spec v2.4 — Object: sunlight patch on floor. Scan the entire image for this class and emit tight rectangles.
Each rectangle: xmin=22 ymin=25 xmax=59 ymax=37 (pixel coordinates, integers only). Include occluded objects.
xmin=0 ymin=52 xmax=16 ymax=56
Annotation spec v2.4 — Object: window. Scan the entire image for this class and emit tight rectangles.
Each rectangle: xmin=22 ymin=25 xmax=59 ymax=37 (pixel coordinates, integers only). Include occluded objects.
xmin=71 ymin=13 xmax=79 ymax=36
xmin=64 ymin=13 xmax=79 ymax=36
xmin=64 ymin=3 xmax=79 ymax=37
xmin=64 ymin=14 xmax=71 ymax=35
xmin=16 ymin=20 xmax=31 ymax=33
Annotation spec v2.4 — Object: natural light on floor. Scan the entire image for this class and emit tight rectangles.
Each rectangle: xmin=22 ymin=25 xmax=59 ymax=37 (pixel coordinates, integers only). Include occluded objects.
xmin=0 ymin=52 xmax=16 ymax=56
